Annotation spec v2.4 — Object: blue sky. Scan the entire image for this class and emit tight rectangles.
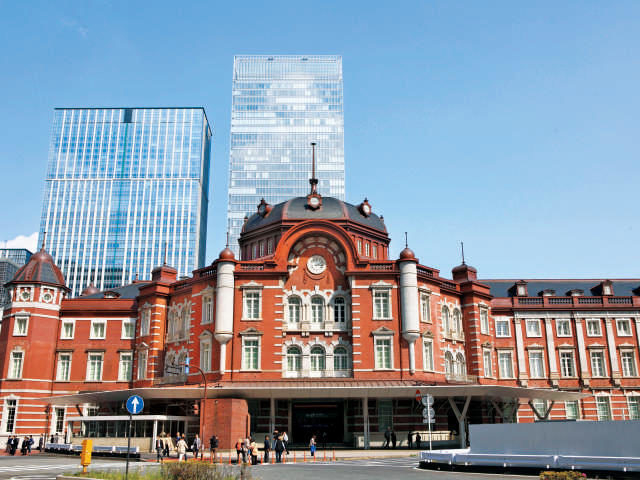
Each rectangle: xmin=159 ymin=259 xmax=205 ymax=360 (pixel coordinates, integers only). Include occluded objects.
xmin=1 ymin=1 xmax=639 ymax=278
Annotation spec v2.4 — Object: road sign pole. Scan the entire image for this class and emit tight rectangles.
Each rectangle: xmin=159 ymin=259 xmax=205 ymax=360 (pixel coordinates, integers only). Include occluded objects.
xmin=428 ymin=412 xmax=432 ymax=456
xmin=126 ymin=412 xmax=132 ymax=480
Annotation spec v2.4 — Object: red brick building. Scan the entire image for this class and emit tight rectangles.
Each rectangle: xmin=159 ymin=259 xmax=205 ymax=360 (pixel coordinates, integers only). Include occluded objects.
xmin=1 ymin=189 xmax=639 ymax=450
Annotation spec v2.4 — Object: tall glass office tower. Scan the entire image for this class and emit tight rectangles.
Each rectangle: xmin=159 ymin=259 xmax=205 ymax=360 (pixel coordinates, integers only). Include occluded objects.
xmin=39 ymin=108 xmax=212 ymax=296
xmin=228 ymin=55 xmax=345 ymax=254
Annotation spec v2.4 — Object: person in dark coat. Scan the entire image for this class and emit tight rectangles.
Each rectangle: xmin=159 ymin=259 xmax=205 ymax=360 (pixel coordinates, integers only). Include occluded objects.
xmin=274 ymin=435 xmax=285 ymax=463
xmin=407 ymin=432 xmax=413 ymax=449
xmin=416 ymin=432 xmax=422 ymax=449
xmin=209 ymin=434 xmax=218 ymax=462
xmin=391 ymin=430 xmax=397 ymax=449
xmin=155 ymin=435 xmax=164 ymax=463
xmin=11 ymin=436 xmax=19 ymax=455
xmin=38 ymin=435 xmax=44 ymax=452
xmin=383 ymin=427 xmax=391 ymax=448
xmin=263 ymin=435 xmax=271 ymax=464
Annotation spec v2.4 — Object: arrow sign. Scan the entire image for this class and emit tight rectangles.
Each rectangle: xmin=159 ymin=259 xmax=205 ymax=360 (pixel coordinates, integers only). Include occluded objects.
xmin=126 ymin=395 xmax=144 ymax=415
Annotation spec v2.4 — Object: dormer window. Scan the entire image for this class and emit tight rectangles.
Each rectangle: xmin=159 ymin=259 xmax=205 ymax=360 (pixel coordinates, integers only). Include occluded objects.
xmin=541 ymin=289 xmax=555 ymax=297
xmin=569 ymin=289 xmax=584 ymax=297
xmin=516 ymin=281 xmax=528 ymax=297
xmin=602 ymin=280 xmax=613 ymax=296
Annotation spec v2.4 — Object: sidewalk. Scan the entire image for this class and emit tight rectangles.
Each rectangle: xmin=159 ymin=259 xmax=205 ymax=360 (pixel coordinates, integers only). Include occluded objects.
xmin=140 ymin=448 xmax=421 ymax=463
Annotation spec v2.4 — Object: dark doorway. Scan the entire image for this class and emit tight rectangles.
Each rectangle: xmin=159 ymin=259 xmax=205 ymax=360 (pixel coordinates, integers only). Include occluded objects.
xmin=292 ymin=401 xmax=343 ymax=445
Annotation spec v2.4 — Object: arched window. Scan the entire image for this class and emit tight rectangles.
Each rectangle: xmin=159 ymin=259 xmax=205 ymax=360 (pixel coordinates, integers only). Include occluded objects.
xmin=442 ymin=306 xmax=450 ymax=333
xmin=334 ymin=346 xmax=348 ymax=371
xmin=456 ymin=353 xmax=466 ymax=375
xmin=286 ymin=346 xmax=302 ymax=371
xmin=453 ymin=309 xmax=462 ymax=334
xmin=334 ymin=297 xmax=346 ymax=324
xmin=288 ymin=296 xmax=301 ymax=324
xmin=444 ymin=351 xmax=454 ymax=376
xmin=310 ymin=346 xmax=326 ymax=371
xmin=311 ymin=297 xmax=324 ymax=324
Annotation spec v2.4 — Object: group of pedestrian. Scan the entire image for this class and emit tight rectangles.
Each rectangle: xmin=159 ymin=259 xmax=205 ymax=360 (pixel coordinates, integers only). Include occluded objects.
xmin=383 ymin=427 xmax=397 ymax=448
xmin=154 ymin=432 xmax=220 ymax=463
xmin=407 ymin=431 xmax=422 ymax=449
xmin=4 ymin=435 xmax=34 ymax=455
xmin=234 ymin=435 xmax=261 ymax=465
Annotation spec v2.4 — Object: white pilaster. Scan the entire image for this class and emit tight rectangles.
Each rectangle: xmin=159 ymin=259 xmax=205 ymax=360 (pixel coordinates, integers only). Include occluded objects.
xmin=514 ymin=318 xmax=528 ymax=385
xmin=574 ymin=317 xmax=590 ymax=385
xmin=544 ymin=318 xmax=559 ymax=384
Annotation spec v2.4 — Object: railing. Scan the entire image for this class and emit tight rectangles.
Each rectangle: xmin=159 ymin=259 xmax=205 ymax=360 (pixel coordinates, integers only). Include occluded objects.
xmin=441 ymin=281 xmax=458 ymax=291
xmin=608 ymin=297 xmax=633 ymax=305
xmin=238 ymin=263 xmax=264 ymax=271
xmin=445 ymin=373 xmax=478 ymax=384
xmin=370 ymin=263 xmax=394 ymax=271
xmin=518 ymin=297 xmax=543 ymax=305
xmin=198 ymin=266 xmax=217 ymax=278
xmin=578 ymin=297 xmax=602 ymax=304
xmin=548 ymin=297 xmax=572 ymax=305
xmin=417 ymin=267 xmax=435 ymax=278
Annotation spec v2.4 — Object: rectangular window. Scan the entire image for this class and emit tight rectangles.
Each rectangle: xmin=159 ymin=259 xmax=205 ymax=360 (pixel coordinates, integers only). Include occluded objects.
xmin=267 ymin=238 xmax=274 ymax=255
xmin=565 ymin=401 xmax=579 ymax=420
xmin=61 ymin=321 xmax=75 ymax=339
xmin=628 ymin=396 xmax=640 ymax=420
xmin=596 ymin=396 xmax=612 ymax=421
xmin=560 ymin=351 xmax=576 ymax=377
xmin=586 ymin=319 xmax=602 ymax=336
xmin=357 ymin=239 xmax=362 ymax=254
xmin=117 ymin=352 xmax=132 ymax=381
xmin=56 ymin=352 xmax=72 ymax=381
xmin=526 ymin=319 xmax=542 ymax=337
xmin=9 ymin=351 xmax=23 ymax=379
xmin=483 ymin=350 xmax=492 ymax=377
xmin=616 ymin=319 xmax=632 ymax=336
xmin=54 ymin=407 xmax=65 ymax=434
xmin=423 ymin=340 xmax=433 ymax=371
xmin=365 ymin=242 xmax=370 ymax=257
xmin=495 ymin=319 xmax=510 ymax=337
xmin=137 ymin=350 xmax=147 ymax=380
xmin=242 ymin=338 xmax=259 ymax=370
xmin=590 ymin=351 xmax=606 ymax=377
xmin=140 ymin=309 xmax=151 ymax=335
xmin=556 ymin=319 xmax=571 ymax=337
xmin=5 ymin=399 xmax=17 ymax=433
xmin=372 ymin=244 xmax=378 ymax=259
xmin=121 ymin=319 xmax=136 ymax=339
xmin=375 ymin=338 xmax=392 ymax=369
xmin=90 ymin=320 xmax=106 ymax=339
xmin=13 ymin=316 xmax=28 ymax=336
xmin=498 ymin=351 xmax=513 ymax=378
xmin=621 ymin=351 xmax=637 ymax=377
xmin=202 ymin=296 xmax=213 ymax=325
xmin=420 ymin=293 xmax=431 ymax=323
xmin=373 ymin=290 xmax=391 ymax=319
xmin=259 ymin=241 xmax=265 ymax=257
xmin=480 ymin=308 xmax=489 ymax=334
xmin=243 ymin=291 xmax=261 ymax=320
xmin=201 ymin=340 xmax=212 ymax=372
xmin=528 ymin=351 xmax=545 ymax=378
xmin=378 ymin=400 xmax=393 ymax=432
xmin=86 ymin=353 xmax=104 ymax=381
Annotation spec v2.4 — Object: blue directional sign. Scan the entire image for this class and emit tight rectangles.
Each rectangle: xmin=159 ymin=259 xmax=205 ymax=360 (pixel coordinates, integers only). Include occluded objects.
xmin=126 ymin=395 xmax=144 ymax=415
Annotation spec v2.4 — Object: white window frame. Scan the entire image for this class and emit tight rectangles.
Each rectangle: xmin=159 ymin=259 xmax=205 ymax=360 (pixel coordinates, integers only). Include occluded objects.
xmin=202 ymin=295 xmax=213 ymax=325
xmin=137 ymin=350 xmax=148 ymax=380
xmin=528 ymin=350 xmax=545 ymax=378
xmin=596 ymin=396 xmax=612 ymax=421
xmin=620 ymin=350 xmax=637 ymax=377
xmin=565 ymin=400 xmax=580 ymax=420
xmin=480 ymin=307 xmax=489 ymax=334
xmin=8 ymin=350 xmax=24 ymax=379
xmin=200 ymin=337 xmax=212 ymax=373
xmin=586 ymin=318 xmax=602 ymax=337
xmin=56 ymin=352 xmax=72 ymax=381
xmin=118 ymin=351 xmax=133 ymax=381
xmin=627 ymin=396 xmax=640 ymax=420
xmin=241 ymin=336 xmax=260 ymax=371
xmin=310 ymin=296 xmax=325 ymax=325
xmin=495 ymin=318 xmax=511 ymax=338
xmin=525 ymin=319 xmax=542 ymax=337
xmin=140 ymin=308 xmax=151 ymax=335
xmin=483 ymin=349 xmax=493 ymax=377
xmin=374 ymin=336 xmax=393 ymax=370
xmin=310 ymin=345 xmax=327 ymax=372
xmin=497 ymin=350 xmax=514 ymax=379
xmin=286 ymin=345 xmax=302 ymax=373
xmin=53 ymin=407 xmax=66 ymax=434
xmin=334 ymin=346 xmax=349 ymax=371
xmin=365 ymin=242 xmax=370 ymax=257
xmin=422 ymin=339 xmax=434 ymax=371
xmin=372 ymin=288 xmax=392 ymax=320
xmin=559 ymin=350 xmax=576 ymax=377
xmin=242 ymin=290 xmax=261 ymax=320
xmin=61 ymin=320 xmax=75 ymax=339
xmin=13 ymin=316 xmax=29 ymax=337
xmin=121 ymin=319 xmax=136 ymax=339
xmin=590 ymin=350 xmax=607 ymax=377
xmin=333 ymin=296 xmax=347 ymax=325
xmin=420 ymin=292 xmax=431 ymax=323
xmin=3 ymin=398 xmax=18 ymax=433
xmin=616 ymin=318 xmax=632 ymax=337
xmin=90 ymin=320 xmax=106 ymax=340
xmin=556 ymin=319 xmax=572 ymax=337
xmin=287 ymin=295 xmax=302 ymax=325
xmin=86 ymin=352 xmax=104 ymax=381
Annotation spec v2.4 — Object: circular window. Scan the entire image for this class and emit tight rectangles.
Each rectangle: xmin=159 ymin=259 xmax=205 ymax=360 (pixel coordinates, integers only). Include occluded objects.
xmin=307 ymin=255 xmax=327 ymax=275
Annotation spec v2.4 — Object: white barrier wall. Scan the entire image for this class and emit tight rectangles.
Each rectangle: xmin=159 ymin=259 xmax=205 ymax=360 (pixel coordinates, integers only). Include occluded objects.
xmin=469 ymin=420 xmax=640 ymax=458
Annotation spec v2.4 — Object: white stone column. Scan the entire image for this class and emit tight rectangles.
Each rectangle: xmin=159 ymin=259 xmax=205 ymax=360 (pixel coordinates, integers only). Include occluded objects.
xmin=605 ymin=318 xmax=621 ymax=383
xmin=544 ymin=318 xmax=559 ymax=385
xmin=514 ymin=318 xmax=528 ymax=386
xmin=574 ymin=317 xmax=590 ymax=386
xmin=214 ymin=260 xmax=235 ymax=374
xmin=399 ymin=260 xmax=420 ymax=374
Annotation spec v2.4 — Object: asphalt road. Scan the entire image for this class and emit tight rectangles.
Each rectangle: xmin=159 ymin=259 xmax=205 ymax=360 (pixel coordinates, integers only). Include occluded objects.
xmin=0 ymin=455 xmax=540 ymax=480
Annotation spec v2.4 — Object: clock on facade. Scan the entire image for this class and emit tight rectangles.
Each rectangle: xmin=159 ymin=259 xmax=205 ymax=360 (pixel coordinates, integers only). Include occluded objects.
xmin=307 ymin=255 xmax=327 ymax=275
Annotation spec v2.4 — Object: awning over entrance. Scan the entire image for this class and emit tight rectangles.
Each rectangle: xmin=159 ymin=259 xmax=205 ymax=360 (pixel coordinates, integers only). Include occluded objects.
xmin=44 ymin=381 xmax=586 ymax=405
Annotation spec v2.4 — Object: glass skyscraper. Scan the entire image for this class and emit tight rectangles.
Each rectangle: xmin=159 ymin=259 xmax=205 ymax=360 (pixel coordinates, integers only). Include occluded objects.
xmin=39 ymin=108 xmax=212 ymax=296
xmin=228 ymin=55 xmax=345 ymax=254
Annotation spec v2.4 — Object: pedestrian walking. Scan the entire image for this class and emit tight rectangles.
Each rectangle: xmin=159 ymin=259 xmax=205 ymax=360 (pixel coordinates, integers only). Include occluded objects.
xmin=38 ymin=435 xmax=44 ymax=452
xmin=163 ymin=433 xmax=171 ymax=458
xmin=244 ymin=436 xmax=251 ymax=463
xmin=263 ymin=435 xmax=271 ymax=464
xmin=155 ymin=435 xmax=164 ymax=463
xmin=176 ymin=435 xmax=188 ymax=462
xmin=11 ymin=436 xmax=18 ymax=455
xmin=250 ymin=438 xmax=258 ymax=465
xmin=20 ymin=436 xmax=28 ymax=455
xmin=416 ymin=432 xmax=422 ymax=449
xmin=191 ymin=434 xmax=201 ymax=460
xmin=407 ymin=432 xmax=413 ymax=449
xmin=235 ymin=438 xmax=244 ymax=464
xmin=383 ymin=426 xmax=391 ymax=448
xmin=27 ymin=436 xmax=34 ymax=455
xmin=309 ymin=434 xmax=317 ymax=457
xmin=391 ymin=430 xmax=397 ymax=449
xmin=209 ymin=434 xmax=218 ymax=462
xmin=274 ymin=435 xmax=285 ymax=463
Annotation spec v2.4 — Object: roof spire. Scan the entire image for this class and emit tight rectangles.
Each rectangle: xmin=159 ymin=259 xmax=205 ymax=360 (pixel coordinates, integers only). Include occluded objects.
xmin=41 ymin=231 xmax=47 ymax=251
xmin=461 ymin=241 xmax=465 ymax=265
xmin=226 ymin=231 xmax=230 ymax=248
xmin=163 ymin=242 xmax=168 ymax=266
xmin=404 ymin=231 xmax=408 ymax=248
xmin=309 ymin=142 xmax=318 ymax=194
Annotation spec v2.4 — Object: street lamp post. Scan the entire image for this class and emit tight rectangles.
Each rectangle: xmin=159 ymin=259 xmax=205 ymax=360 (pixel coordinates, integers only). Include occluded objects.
xmin=177 ymin=363 xmax=207 ymax=460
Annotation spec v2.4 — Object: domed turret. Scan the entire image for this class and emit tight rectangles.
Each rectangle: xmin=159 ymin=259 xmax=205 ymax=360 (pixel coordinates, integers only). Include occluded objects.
xmin=399 ymin=247 xmax=416 ymax=261
xmin=218 ymin=247 xmax=235 ymax=261
xmin=8 ymin=245 xmax=67 ymax=289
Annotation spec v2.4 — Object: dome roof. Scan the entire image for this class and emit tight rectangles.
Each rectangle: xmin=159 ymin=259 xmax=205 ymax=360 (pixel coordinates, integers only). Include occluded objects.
xmin=242 ymin=196 xmax=387 ymax=234
xmin=9 ymin=247 xmax=67 ymax=289
xmin=452 ymin=263 xmax=477 ymax=275
xmin=81 ymin=284 xmax=99 ymax=296
xmin=399 ymin=247 xmax=416 ymax=260
xmin=218 ymin=247 xmax=235 ymax=261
